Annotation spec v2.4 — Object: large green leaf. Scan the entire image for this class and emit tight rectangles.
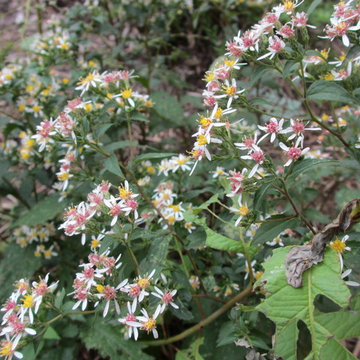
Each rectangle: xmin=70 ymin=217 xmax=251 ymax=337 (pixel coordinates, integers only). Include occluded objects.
xmin=252 ymin=216 xmax=300 ymax=244
xmin=139 ymin=234 xmax=171 ymax=274
xmin=256 ymin=247 xmax=353 ymax=360
xmin=80 ymin=322 xmax=154 ymax=360
xmin=307 ymin=80 xmax=358 ymax=104
xmin=104 ymin=152 xmax=124 ymax=178
xmin=13 ymin=194 xmax=67 ymax=227
xmin=183 ymin=211 xmax=258 ymax=257
xmin=151 ymin=90 xmax=184 ymax=123
xmin=0 ymin=244 xmax=42 ymax=303
xmin=286 ymin=159 xmax=339 ymax=184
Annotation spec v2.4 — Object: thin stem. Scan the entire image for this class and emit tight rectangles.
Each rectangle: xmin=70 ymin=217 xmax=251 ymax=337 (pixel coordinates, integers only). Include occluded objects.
xmin=280 ymin=178 xmax=316 ymax=234
xmin=141 ymin=284 xmax=253 ymax=346
xmin=126 ymin=113 xmax=135 ymax=163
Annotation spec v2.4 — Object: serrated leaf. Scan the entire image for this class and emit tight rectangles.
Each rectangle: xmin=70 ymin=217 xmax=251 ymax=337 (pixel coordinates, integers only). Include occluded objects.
xmin=256 ymin=247 xmax=352 ymax=360
xmin=252 ymin=216 xmax=300 ymax=244
xmin=286 ymin=159 xmax=339 ymax=183
xmin=43 ymin=327 xmax=60 ymax=340
xmin=80 ymin=322 xmax=154 ymax=359
xmin=14 ymin=194 xmax=66 ymax=227
xmin=134 ymin=152 xmax=175 ymax=165
xmin=139 ymin=235 xmax=171 ymax=274
xmin=104 ymin=152 xmax=124 ymax=178
xmin=151 ymin=90 xmax=184 ymax=123
xmin=0 ymin=244 xmax=42 ymax=303
xmin=104 ymin=140 xmax=138 ymax=152
xmin=184 ymin=211 xmax=258 ymax=257
xmin=307 ymin=80 xmax=358 ymax=104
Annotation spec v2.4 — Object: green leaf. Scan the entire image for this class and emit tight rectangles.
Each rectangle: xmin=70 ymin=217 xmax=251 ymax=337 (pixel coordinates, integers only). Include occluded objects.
xmin=252 ymin=216 xmax=300 ymax=244
xmin=256 ymin=247 xmax=352 ymax=360
xmin=0 ymin=244 xmax=42 ymax=303
xmin=151 ymin=90 xmax=184 ymax=123
xmin=307 ymin=0 xmax=322 ymax=16
xmin=184 ymin=212 xmax=258 ymax=257
xmin=104 ymin=152 xmax=124 ymax=178
xmin=80 ymin=322 xmax=154 ymax=359
xmin=131 ymin=113 xmax=149 ymax=122
xmin=139 ymin=235 xmax=171 ymax=274
xmin=253 ymin=182 xmax=275 ymax=211
xmin=104 ymin=140 xmax=138 ymax=152
xmin=14 ymin=194 xmax=66 ymax=227
xmin=307 ymin=80 xmax=358 ymax=105
xmin=43 ymin=327 xmax=61 ymax=340
xmin=286 ymin=159 xmax=339 ymax=184
xmin=134 ymin=152 xmax=175 ymax=164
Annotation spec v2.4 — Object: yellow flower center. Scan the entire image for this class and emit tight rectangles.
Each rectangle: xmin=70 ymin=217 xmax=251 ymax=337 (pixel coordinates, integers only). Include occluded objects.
xmin=32 ymin=105 xmax=41 ymax=113
xmin=224 ymin=60 xmax=235 ymax=68
xmin=58 ymin=172 xmax=69 ymax=181
xmin=119 ymin=187 xmax=132 ymax=199
xmin=18 ymin=104 xmax=26 ymax=112
xmin=0 ymin=342 xmax=13 ymax=356
xmin=214 ymin=108 xmax=222 ymax=119
xmin=167 ymin=215 xmax=176 ymax=224
xmin=204 ymin=72 xmax=215 ymax=82
xmin=137 ymin=277 xmax=150 ymax=289
xmin=121 ymin=89 xmax=133 ymax=99
xmin=44 ymin=250 xmax=52 ymax=258
xmin=96 ymin=284 xmax=104 ymax=293
xmin=22 ymin=295 xmax=34 ymax=308
xmin=330 ymin=239 xmax=346 ymax=253
xmin=199 ymin=116 xmax=212 ymax=128
xmin=78 ymin=72 xmax=95 ymax=85
xmin=283 ymin=0 xmax=295 ymax=12
xmin=225 ymin=86 xmax=236 ymax=97
xmin=239 ymin=205 xmax=249 ymax=217
xmin=91 ymin=239 xmax=100 ymax=248
xmin=197 ymin=134 xmax=208 ymax=146
xmin=143 ymin=318 xmax=156 ymax=331
xmin=84 ymin=103 xmax=93 ymax=112
xmin=147 ymin=166 xmax=155 ymax=174
xmin=255 ymin=271 xmax=263 ymax=280
xmin=322 ymin=73 xmax=334 ymax=81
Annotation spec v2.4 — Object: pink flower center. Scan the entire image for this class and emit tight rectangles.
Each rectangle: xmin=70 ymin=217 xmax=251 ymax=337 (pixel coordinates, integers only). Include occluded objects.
xmin=288 ymin=147 xmax=301 ymax=159
xmin=83 ymin=267 xmax=94 ymax=279
xmin=126 ymin=200 xmax=138 ymax=211
xmin=251 ymin=151 xmax=265 ymax=163
xmin=110 ymin=204 xmax=122 ymax=216
xmin=243 ymin=137 xmax=254 ymax=148
xmin=270 ymin=40 xmax=284 ymax=53
xmin=103 ymin=286 xmax=116 ymax=300
xmin=129 ymin=285 xmax=141 ymax=298
xmin=266 ymin=121 xmax=279 ymax=133
xmin=162 ymin=291 xmax=173 ymax=304
xmin=125 ymin=313 xmax=136 ymax=322
xmin=291 ymin=121 xmax=305 ymax=134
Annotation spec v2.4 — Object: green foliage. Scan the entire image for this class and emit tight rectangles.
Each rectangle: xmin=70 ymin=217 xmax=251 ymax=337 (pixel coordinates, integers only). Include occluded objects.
xmin=80 ymin=322 xmax=154 ymax=360
xmin=256 ymin=247 xmax=354 ymax=360
xmin=0 ymin=244 xmax=42 ymax=303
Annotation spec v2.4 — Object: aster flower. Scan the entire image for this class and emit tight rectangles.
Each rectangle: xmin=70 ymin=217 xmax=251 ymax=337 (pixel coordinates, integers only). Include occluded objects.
xmin=152 ymin=287 xmax=178 ymax=314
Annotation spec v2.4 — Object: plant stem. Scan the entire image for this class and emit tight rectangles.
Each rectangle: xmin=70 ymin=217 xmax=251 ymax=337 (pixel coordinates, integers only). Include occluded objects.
xmin=280 ymin=178 xmax=316 ymax=234
xmin=141 ymin=284 xmax=253 ymax=346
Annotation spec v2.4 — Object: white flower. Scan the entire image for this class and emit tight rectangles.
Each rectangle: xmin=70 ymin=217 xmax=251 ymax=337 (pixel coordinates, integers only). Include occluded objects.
xmin=151 ymin=287 xmax=178 ymax=313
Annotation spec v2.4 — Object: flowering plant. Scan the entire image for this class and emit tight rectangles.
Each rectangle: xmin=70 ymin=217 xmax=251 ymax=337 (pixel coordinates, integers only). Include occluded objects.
xmin=1 ymin=0 xmax=360 ymax=359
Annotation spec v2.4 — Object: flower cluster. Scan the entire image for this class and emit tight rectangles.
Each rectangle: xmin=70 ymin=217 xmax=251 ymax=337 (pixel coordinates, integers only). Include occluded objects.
xmin=12 ymin=224 xmax=57 ymax=259
xmin=323 ymin=1 xmax=360 ymax=47
xmin=32 ymin=69 xmax=152 ymax=192
xmin=59 ymin=181 xmax=139 ymax=245
xmin=0 ymin=275 xmax=58 ymax=360
xmin=71 ymin=247 xmax=178 ymax=340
